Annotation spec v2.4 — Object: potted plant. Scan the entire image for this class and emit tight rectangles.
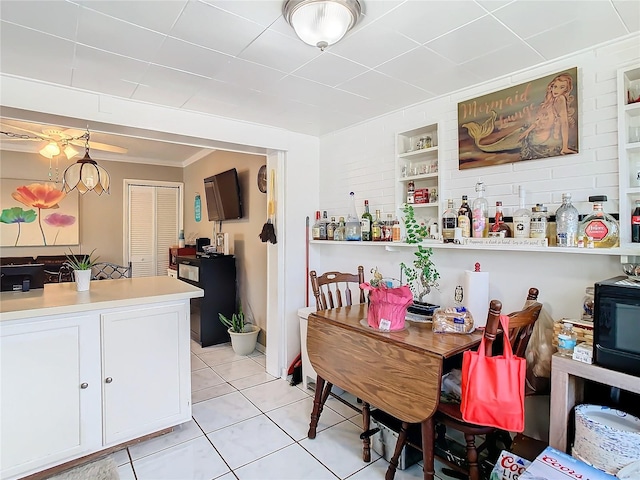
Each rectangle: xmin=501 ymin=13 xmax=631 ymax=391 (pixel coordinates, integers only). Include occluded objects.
xmin=400 ymin=244 xmax=440 ymax=308
xmin=65 ymin=248 xmax=99 ymax=292
xmin=219 ymin=305 xmax=260 ymax=355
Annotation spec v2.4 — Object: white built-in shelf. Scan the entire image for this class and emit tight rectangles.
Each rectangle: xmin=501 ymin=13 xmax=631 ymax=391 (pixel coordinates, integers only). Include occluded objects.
xmin=398 ymin=173 xmax=438 ymax=182
xmin=397 ymin=146 xmax=438 ymax=159
xmin=309 ymin=240 xmax=639 ymax=256
xmin=624 ymin=102 xmax=640 ymax=117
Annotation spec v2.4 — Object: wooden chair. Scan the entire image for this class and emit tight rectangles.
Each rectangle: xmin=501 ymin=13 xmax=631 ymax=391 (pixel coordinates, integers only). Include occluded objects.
xmin=91 ymin=262 xmax=132 ymax=280
xmin=309 ymin=266 xmax=365 ymax=310
xmin=385 ymin=288 xmax=542 ymax=480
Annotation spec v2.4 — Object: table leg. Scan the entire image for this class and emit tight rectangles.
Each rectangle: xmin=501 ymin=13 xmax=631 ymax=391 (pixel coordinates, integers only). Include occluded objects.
xmin=362 ymin=402 xmax=371 ymax=462
xmin=421 ymin=416 xmax=435 ymax=480
xmin=308 ymin=376 xmax=325 ymax=439
xmin=385 ymin=421 xmax=408 ymax=480
xmin=550 ymin=366 xmax=583 ymax=452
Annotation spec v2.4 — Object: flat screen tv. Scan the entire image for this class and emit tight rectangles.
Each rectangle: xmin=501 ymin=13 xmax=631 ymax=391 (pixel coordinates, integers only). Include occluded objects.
xmin=203 ymin=168 xmax=243 ymax=221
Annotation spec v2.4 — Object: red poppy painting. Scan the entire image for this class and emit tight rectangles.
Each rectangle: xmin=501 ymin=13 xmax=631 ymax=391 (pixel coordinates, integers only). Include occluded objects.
xmin=0 ymin=179 xmax=79 ymax=247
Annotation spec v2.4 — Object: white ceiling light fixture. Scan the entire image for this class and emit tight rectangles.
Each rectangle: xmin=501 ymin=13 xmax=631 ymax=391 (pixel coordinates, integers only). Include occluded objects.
xmin=283 ymin=0 xmax=362 ymax=51
xmin=39 ymin=141 xmax=60 ymax=159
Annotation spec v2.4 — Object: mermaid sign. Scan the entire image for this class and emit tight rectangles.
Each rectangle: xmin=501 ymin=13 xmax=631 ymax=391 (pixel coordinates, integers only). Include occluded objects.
xmin=458 ymin=68 xmax=578 ymax=169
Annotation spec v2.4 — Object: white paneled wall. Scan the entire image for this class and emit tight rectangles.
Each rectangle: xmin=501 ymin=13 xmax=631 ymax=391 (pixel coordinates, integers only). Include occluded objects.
xmin=314 ymin=35 xmax=640 ymax=320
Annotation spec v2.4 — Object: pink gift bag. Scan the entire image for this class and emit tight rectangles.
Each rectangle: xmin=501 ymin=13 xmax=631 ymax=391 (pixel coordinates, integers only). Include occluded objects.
xmin=360 ymin=283 xmax=413 ymax=331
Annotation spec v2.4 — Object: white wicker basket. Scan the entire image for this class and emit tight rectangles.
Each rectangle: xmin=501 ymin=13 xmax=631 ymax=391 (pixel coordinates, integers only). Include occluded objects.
xmin=573 ymin=404 xmax=640 ymax=475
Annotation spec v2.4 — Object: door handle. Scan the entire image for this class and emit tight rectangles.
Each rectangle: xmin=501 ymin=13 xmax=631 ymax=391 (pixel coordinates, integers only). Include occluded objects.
xmin=105 ymin=377 xmax=113 ymax=384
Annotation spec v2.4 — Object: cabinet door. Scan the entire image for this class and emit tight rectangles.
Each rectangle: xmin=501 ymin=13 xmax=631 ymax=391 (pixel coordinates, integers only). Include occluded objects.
xmin=0 ymin=315 xmax=101 ymax=479
xmin=101 ymin=302 xmax=191 ymax=445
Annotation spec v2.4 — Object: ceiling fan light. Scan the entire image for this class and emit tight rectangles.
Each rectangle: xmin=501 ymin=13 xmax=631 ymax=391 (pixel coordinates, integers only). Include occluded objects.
xmin=63 ymin=144 xmax=79 ymax=160
xmin=284 ymin=0 xmax=361 ymax=50
xmin=39 ymin=141 xmax=60 ymax=159
xmin=62 ymin=154 xmax=110 ymax=195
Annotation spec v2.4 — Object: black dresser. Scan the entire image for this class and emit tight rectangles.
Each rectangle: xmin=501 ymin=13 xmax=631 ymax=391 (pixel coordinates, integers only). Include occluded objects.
xmin=176 ymin=254 xmax=236 ymax=347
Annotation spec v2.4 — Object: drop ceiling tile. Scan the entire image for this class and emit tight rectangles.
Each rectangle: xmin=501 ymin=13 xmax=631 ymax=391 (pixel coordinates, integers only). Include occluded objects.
xmin=338 ymin=70 xmax=431 ymax=108
xmin=374 ymin=0 xmax=487 ymax=45
xmin=152 ymin=37 xmax=231 ymax=78
xmin=328 ymin=23 xmax=420 ymax=69
xmin=77 ymin=7 xmax=166 ymax=61
xmin=426 ymin=15 xmax=522 ymax=64
xmin=77 ymin=0 xmax=187 ymax=33
xmin=213 ymin=58 xmax=285 ymax=92
xmin=262 ymin=75 xmax=339 ymax=106
xmin=461 ymin=41 xmax=545 ymax=83
xmin=376 ymin=46 xmax=457 ymax=90
xmin=203 ymin=0 xmax=282 ymax=27
xmin=132 ymin=83 xmax=195 ymax=108
xmin=525 ymin=8 xmax=629 ymax=60
xmin=238 ymin=29 xmax=321 ymax=73
xmin=0 ymin=22 xmax=74 ymax=85
xmin=169 ymin=1 xmax=265 ymax=56
xmin=195 ymin=79 xmax=253 ymax=106
xmin=182 ymin=93 xmax=240 ymax=119
xmin=613 ymin=0 xmax=640 ymax=32
xmin=475 ymin=0 xmax=514 ymax=12
xmin=412 ymin=65 xmax=483 ymax=96
xmin=360 ymin=1 xmax=404 ymax=21
xmin=265 ymin=15 xmax=299 ymax=40
xmin=0 ymin=0 xmax=79 ymax=41
xmin=72 ymin=45 xmax=149 ymax=97
xmin=291 ymin=52 xmax=368 ymax=87
xmin=133 ymin=64 xmax=211 ymax=106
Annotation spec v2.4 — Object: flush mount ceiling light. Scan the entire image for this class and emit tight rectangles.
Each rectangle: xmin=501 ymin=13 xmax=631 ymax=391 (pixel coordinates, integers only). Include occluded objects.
xmin=283 ymin=0 xmax=362 ymax=51
xmin=61 ymin=128 xmax=110 ymax=195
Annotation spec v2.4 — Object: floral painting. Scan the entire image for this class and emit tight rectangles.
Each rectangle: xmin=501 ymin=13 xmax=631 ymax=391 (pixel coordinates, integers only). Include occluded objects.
xmin=458 ymin=67 xmax=579 ymax=169
xmin=0 ymin=179 xmax=79 ymax=247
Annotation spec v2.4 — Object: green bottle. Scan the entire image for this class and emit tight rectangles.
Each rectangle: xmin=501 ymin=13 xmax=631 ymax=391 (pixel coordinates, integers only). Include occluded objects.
xmin=361 ymin=200 xmax=373 ymax=241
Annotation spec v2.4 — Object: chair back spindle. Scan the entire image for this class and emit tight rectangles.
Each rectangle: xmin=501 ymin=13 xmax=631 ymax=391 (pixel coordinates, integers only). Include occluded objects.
xmin=310 ymin=266 xmax=365 ymax=311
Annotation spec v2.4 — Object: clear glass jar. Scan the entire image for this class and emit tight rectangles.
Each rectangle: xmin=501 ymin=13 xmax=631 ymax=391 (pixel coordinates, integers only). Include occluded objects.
xmin=557 ymin=322 xmax=578 ymax=357
xmin=530 ymin=204 xmax=548 ymax=240
xmin=582 ymin=287 xmax=594 ymax=321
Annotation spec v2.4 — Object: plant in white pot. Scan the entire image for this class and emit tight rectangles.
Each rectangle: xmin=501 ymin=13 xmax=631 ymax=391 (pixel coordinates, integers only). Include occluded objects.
xmin=65 ymin=248 xmax=99 ymax=292
xmin=219 ymin=306 xmax=260 ymax=355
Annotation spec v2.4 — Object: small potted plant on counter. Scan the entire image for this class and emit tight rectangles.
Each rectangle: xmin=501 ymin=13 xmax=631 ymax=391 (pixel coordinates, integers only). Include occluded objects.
xmin=65 ymin=248 xmax=100 ymax=292
xmin=219 ymin=305 xmax=260 ymax=355
xmin=400 ymin=244 xmax=440 ymax=313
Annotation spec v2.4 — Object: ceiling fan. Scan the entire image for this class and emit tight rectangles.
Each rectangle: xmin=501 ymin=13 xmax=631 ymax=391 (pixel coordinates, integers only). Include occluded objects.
xmin=0 ymin=122 xmax=128 ymax=159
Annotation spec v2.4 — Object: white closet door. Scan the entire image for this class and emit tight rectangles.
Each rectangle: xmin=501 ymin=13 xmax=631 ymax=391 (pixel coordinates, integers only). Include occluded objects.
xmin=128 ymin=184 xmax=180 ymax=277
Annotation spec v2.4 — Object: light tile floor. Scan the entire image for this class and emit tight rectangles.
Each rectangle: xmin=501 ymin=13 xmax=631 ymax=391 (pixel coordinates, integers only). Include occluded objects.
xmin=111 ymin=340 xmax=460 ymax=480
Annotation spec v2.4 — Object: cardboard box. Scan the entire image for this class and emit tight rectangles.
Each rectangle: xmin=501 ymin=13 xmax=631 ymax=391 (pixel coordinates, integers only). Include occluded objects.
xmin=414 ymin=188 xmax=429 ymax=204
xmin=520 ymin=446 xmax=616 ymax=480
xmin=489 ymin=450 xmax=530 ymax=480
xmin=572 ymin=342 xmax=593 ymax=364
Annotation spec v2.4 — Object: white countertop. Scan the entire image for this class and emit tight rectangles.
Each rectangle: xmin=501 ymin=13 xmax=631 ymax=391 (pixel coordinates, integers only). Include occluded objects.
xmin=0 ymin=276 xmax=204 ymax=322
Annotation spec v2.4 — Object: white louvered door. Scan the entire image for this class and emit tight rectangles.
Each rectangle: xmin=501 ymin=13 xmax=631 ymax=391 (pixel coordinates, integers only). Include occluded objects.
xmin=127 ymin=183 xmax=181 ymax=277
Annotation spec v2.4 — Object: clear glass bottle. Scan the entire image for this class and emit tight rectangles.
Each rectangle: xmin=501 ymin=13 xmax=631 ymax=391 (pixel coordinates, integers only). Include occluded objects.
xmin=457 ymin=195 xmax=472 ymax=238
xmin=311 ymin=211 xmax=321 ymax=240
xmin=513 ymin=186 xmax=531 ymax=239
xmin=582 ymin=286 xmax=594 ymax=321
xmin=579 ymin=195 xmax=619 ymax=248
xmin=530 ymin=204 xmax=548 ymax=240
xmin=319 ymin=210 xmax=328 ymax=240
xmin=557 ymin=322 xmax=578 ymax=357
xmin=372 ymin=209 xmax=382 ymax=242
xmin=345 ymin=192 xmax=362 ymax=241
xmin=392 ymin=219 xmax=401 ymax=242
xmin=472 ymin=180 xmax=489 ymax=238
xmin=361 ymin=200 xmax=373 ymax=241
xmin=490 ymin=201 xmax=512 ymax=237
xmin=442 ymin=199 xmax=457 ymax=243
xmin=327 ymin=216 xmax=337 ymax=241
xmin=334 ymin=216 xmax=346 ymax=241
xmin=556 ymin=193 xmax=579 ymax=247
xmin=384 ymin=213 xmax=394 ymax=241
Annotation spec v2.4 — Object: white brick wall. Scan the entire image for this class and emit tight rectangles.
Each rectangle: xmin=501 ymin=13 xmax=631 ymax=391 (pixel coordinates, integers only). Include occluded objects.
xmin=312 ymin=35 xmax=640 ymax=322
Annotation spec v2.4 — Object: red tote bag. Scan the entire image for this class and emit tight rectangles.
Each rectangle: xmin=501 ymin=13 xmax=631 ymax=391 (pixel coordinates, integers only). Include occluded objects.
xmin=460 ymin=315 xmax=526 ymax=432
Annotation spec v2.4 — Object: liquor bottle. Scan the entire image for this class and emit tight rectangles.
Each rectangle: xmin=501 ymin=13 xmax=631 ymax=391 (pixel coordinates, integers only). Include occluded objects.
xmin=472 ymin=180 xmax=489 ymax=238
xmin=442 ymin=199 xmax=457 ymax=243
xmin=555 ymin=193 xmax=579 ymax=247
xmin=633 ymin=200 xmax=640 ymax=243
xmin=311 ymin=211 xmax=321 ymax=240
xmin=361 ymin=200 xmax=373 ymax=241
xmin=334 ymin=217 xmax=346 ymax=241
xmin=457 ymin=195 xmax=472 ymax=238
xmin=491 ymin=201 xmax=512 ymax=237
xmin=407 ymin=181 xmax=415 ymax=204
xmin=579 ymin=195 xmax=619 ymax=248
xmin=319 ymin=210 xmax=328 ymax=240
xmin=327 ymin=216 xmax=337 ymax=241
xmin=346 ymin=192 xmax=362 ymax=241
xmin=372 ymin=209 xmax=383 ymax=241
xmin=513 ymin=186 xmax=531 ymax=239
xmin=384 ymin=213 xmax=394 ymax=241
xmin=530 ymin=204 xmax=548 ymax=240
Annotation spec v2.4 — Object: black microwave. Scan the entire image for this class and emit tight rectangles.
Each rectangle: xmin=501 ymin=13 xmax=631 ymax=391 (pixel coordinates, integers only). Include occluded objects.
xmin=593 ymin=276 xmax=640 ymax=376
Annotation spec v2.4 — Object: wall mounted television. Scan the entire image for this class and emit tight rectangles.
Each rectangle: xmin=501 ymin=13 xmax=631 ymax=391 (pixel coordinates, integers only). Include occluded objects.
xmin=203 ymin=168 xmax=244 ymax=221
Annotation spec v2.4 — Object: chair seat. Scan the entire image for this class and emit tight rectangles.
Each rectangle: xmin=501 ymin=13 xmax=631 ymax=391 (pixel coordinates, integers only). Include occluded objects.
xmin=436 ymin=402 xmax=496 ymax=435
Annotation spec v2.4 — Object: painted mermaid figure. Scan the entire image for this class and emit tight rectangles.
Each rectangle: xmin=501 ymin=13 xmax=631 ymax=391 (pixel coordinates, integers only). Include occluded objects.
xmin=463 ymin=73 xmax=577 ymax=160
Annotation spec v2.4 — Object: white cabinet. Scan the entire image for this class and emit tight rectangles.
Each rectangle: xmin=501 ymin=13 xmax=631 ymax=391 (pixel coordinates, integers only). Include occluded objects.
xmin=0 ymin=300 xmax=191 ymax=480
xmin=101 ymin=303 xmax=190 ymax=445
xmin=0 ymin=314 xmax=102 ymax=479
xmin=395 ymin=123 xmax=441 ymax=235
xmin=617 ymin=64 xmax=640 ymax=251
